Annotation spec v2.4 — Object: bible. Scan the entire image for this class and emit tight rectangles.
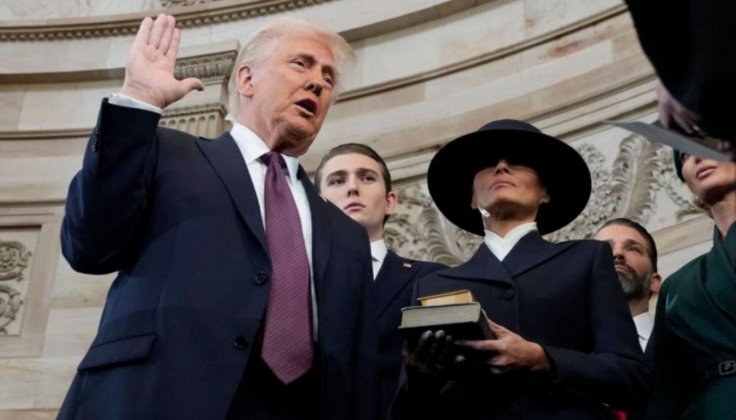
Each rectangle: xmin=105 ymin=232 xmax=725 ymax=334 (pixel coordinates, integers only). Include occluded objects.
xmin=399 ymin=301 xmax=494 ymax=342
xmin=417 ymin=289 xmax=475 ymax=306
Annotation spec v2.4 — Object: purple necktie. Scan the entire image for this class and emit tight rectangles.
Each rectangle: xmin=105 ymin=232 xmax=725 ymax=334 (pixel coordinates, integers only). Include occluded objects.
xmin=260 ymin=151 xmax=313 ymax=384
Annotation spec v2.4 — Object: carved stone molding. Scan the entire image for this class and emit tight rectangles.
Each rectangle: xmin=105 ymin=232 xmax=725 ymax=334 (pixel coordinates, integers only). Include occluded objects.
xmin=0 ymin=214 xmax=61 ymax=357
xmin=0 ymin=2 xmax=633 ymax=109
xmin=0 ymin=285 xmax=23 ymax=335
xmin=0 ymin=43 xmax=237 ymax=87
xmin=0 ymin=239 xmax=31 ymax=335
xmin=160 ymin=103 xmax=228 ymax=137
xmin=161 ymin=0 xmax=226 ymax=7
xmin=0 ymin=0 xmax=336 ymax=42
xmin=0 ymin=241 xmax=31 ymax=282
xmin=384 ymin=184 xmax=481 ymax=266
xmin=545 ymin=135 xmax=699 ymax=243
xmin=384 ymin=133 xmax=700 ymax=265
xmin=0 ymin=128 xmax=91 ymax=141
xmin=174 ymin=50 xmax=238 ymax=84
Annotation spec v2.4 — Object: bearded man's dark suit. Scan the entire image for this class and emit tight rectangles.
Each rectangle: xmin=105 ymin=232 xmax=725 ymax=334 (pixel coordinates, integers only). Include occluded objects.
xmin=390 ymin=232 xmax=650 ymax=419
xmin=57 ymin=101 xmax=379 ymax=420
xmin=373 ymin=250 xmax=446 ymax=417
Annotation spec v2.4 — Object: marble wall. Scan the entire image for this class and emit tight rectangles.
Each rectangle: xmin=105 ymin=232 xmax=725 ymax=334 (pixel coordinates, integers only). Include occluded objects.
xmin=0 ymin=0 xmax=708 ymax=417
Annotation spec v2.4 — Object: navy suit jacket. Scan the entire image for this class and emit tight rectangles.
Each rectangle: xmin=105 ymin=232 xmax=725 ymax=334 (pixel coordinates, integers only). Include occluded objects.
xmin=391 ymin=232 xmax=650 ymax=420
xmin=58 ymin=101 xmax=379 ymax=420
xmin=374 ymin=250 xmax=446 ymax=418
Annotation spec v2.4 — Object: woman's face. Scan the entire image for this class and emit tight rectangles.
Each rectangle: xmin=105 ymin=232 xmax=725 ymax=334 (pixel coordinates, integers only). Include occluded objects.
xmin=681 ymin=154 xmax=736 ymax=205
xmin=471 ymin=159 xmax=549 ymax=216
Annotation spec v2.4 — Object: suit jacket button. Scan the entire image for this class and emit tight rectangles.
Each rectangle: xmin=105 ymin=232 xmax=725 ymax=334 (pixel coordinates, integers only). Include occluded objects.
xmin=504 ymin=289 xmax=515 ymax=300
xmin=254 ymin=271 xmax=269 ymax=285
xmin=232 ymin=336 xmax=248 ymax=350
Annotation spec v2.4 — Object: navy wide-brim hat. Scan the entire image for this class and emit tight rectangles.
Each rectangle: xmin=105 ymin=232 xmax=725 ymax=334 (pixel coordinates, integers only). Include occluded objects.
xmin=427 ymin=119 xmax=592 ymax=235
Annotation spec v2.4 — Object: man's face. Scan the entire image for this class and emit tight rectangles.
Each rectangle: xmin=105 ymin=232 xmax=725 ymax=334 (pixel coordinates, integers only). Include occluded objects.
xmin=237 ymin=34 xmax=337 ymax=156
xmin=318 ymin=153 xmax=397 ymax=241
xmin=594 ymin=224 xmax=656 ymax=300
xmin=471 ymin=160 xmax=549 ymax=217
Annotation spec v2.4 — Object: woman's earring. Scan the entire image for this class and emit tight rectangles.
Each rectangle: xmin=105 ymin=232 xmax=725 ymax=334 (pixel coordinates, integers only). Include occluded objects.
xmin=479 ymin=208 xmax=491 ymax=218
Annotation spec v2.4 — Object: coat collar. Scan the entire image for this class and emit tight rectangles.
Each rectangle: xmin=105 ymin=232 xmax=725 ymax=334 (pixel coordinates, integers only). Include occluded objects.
xmin=502 ymin=231 xmax=575 ymax=277
xmin=444 ymin=231 xmax=574 ymax=284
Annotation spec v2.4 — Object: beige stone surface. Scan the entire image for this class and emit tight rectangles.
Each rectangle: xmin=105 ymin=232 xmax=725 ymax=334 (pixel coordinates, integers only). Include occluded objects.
xmin=523 ymin=0 xmax=621 ymax=37
xmin=0 ymin=88 xmax=25 ymax=130
xmin=0 ymin=0 xmax=153 ymax=21
xmin=0 ymin=409 xmax=57 ymax=420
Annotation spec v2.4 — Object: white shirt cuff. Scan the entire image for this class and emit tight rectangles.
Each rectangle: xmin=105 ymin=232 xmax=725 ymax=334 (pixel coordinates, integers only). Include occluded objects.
xmin=109 ymin=93 xmax=162 ymax=115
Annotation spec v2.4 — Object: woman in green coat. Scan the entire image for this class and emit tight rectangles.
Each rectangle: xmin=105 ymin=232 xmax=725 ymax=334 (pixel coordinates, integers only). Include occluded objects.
xmin=647 ymin=151 xmax=736 ymax=419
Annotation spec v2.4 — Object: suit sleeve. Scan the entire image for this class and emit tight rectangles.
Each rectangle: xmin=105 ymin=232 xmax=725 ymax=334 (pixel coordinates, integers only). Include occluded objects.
xmin=61 ymin=99 xmax=161 ymax=274
xmin=542 ymin=242 xmax=652 ymax=410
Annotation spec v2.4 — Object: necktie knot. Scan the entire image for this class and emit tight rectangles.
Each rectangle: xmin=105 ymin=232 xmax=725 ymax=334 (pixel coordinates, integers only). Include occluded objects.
xmin=261 ymin=151 xmax=287 ymax=174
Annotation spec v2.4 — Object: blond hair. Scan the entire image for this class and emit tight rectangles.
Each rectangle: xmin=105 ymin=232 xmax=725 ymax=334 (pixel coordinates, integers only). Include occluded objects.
xmin=225 ymin=17 xmax=354 ymax=123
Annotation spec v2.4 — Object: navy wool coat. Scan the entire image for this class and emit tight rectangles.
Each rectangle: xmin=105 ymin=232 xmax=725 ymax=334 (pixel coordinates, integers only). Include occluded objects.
xmin=391 ymin=232 xmax=650 ymax=420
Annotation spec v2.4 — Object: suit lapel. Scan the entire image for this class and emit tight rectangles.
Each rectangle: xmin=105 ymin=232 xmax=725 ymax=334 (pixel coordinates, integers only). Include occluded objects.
xmin=374 ymin=251 xmax=416 ymax=317
xmin=443 ymin=245 xmax=514 ymax=285
xmin=502 ymin=231 xmax=575 ymax=277
xmin=300 ymin=166 xmax=332 ymax=295
xmin=196 ymin=133 xmax=267 ymax=252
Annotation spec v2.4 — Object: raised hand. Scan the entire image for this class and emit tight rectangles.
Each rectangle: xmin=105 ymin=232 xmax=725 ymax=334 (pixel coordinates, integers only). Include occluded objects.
xmin=655 ymin=80 xmax=736 ymax=162
xmin=655 ymin=79 xmax=702 ymax=135
xmin=717 ymin=140 xmax=735 ymax=162
xmin=121 ymin=14 xmax=204 ymax=109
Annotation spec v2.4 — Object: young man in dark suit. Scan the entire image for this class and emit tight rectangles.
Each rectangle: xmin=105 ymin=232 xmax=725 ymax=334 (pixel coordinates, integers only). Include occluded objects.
xmin=58 ymin=14 xmax=379 ymax=420
xmin=315 ymin=143 xmax=446 ymax=418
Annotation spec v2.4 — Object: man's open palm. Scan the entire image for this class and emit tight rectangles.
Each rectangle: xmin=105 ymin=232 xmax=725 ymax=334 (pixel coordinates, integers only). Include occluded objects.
xmin=121 ymin=14 xmax=204 ymax=108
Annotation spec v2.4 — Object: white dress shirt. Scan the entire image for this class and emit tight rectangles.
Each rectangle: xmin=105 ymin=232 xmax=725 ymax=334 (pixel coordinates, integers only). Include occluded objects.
xmin=108 ymin=93 xmax=318 ymax=335
xmin=483 ymin=222 xmax=538 ymax=261
xmin=632 ymin=311 xmax=653 ymax=351
xmin=370 ymin=239 xmax=388 ymax=280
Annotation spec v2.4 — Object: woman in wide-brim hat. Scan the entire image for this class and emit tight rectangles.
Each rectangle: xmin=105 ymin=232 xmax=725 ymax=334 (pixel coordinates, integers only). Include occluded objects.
xmin=647 ymin=150 xmax=736 ymax=419
xmin=392 ymin=120 xmax=650 ymax=420
xmin=427 ymin=119 xmax=591 ymax=236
